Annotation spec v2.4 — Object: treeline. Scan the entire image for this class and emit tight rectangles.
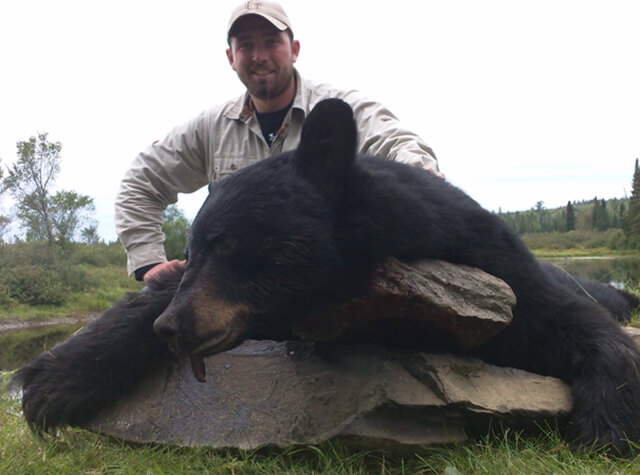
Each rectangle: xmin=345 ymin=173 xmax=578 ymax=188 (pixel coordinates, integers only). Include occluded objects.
xmin=497 ymin=198 xmax=628 ymax=234
xmin=497 ymin=158 xmax=640 ymax=249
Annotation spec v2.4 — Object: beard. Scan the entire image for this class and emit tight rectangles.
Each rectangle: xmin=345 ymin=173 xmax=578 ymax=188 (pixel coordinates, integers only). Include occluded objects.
xmin=239 ymin=63 xmax=295 ymax=102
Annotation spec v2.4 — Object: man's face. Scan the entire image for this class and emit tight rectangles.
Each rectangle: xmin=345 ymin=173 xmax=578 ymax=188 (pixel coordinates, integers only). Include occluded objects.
xmin=226 ymin=15 xmax=300 ymax=104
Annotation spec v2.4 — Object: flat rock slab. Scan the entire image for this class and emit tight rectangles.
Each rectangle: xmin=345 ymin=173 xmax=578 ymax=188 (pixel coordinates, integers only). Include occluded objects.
xmin=85 ymin=340 xmax=571 ymax=451
xmin=293 ymin=259 xmax=517 ymax=350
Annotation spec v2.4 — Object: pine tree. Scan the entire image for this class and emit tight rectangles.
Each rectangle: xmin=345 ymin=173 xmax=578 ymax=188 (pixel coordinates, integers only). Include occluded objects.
xmin=623 ymin=158 xmax=640 ymax=247
xmin=566 ymin=201 xmax=575 ymax=231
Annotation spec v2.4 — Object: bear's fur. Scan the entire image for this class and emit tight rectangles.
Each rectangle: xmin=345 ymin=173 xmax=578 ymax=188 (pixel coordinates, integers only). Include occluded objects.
xmin=14 ymin=99 xmax=640 ymax=455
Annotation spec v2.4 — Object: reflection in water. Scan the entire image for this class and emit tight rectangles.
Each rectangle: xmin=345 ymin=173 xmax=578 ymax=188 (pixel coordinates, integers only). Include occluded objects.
xmin=542 ymin=257 xmax=640 ymax=289
xmin=0 ymin=324 xmax=83 ymax=371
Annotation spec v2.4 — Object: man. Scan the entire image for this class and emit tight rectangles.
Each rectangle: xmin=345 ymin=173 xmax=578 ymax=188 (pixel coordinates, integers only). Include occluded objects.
xmin=116 ymin=1 xmax=440 ymax=282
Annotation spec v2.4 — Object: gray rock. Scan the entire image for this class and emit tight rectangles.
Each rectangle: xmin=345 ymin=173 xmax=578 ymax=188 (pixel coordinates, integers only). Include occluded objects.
xmin=85 ymin=340 xmax=571 ymax=451
xmin=626 ymin=326 xmax=640 ymax=347
xmin=293 ymin=258 xmax=517 ymax=350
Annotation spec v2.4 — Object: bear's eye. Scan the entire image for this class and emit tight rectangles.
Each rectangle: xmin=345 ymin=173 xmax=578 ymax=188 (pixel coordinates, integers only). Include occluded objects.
xmin=207 ymin=233 xmax=237 ymax=257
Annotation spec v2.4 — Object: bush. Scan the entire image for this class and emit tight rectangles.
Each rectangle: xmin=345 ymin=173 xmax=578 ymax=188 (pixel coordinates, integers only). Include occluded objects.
xmin=68 ymin=242 xmax=127 ymax=267
xmin=605 ymin=229 xmax=628 ymax=250
xmin=1 ymin=266 xmax=70 ymax=306
xmin=0 ymin=262 xmax=98 ymax=307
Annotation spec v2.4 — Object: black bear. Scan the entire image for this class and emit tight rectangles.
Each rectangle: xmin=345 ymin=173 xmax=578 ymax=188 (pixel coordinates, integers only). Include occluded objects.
xmin=14 ymin=99 xmax=640 ymax=455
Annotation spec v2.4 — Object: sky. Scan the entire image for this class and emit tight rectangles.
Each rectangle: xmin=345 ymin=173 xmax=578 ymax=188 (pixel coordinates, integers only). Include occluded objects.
xmin=1 ymin=0 xmax=639 ymax=243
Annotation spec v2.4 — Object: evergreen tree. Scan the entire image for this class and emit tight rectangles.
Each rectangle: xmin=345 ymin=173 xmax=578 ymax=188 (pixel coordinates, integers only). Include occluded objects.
xmin=592 ymin=197 xmax=610 ymax=231
xmin=623 ymin=158 xmax=640 ymax=247
xmin=566 ymin=201 xmax=575 ymax=231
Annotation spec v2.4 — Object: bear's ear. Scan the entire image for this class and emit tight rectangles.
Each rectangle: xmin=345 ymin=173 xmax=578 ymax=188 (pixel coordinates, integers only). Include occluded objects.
xmin=296 ymin=99 xmax=358 ymax=195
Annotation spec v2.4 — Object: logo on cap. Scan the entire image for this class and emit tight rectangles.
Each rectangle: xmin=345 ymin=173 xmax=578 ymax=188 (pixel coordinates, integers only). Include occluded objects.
xmin=246 ymin=1 xmax=262 ymax=10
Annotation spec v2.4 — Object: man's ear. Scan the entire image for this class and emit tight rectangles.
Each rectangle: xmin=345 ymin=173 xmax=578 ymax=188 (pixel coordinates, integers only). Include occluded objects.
xmin=295 ymin=99 xmax=358 ymax=198
xmin=226 ymin=48 xmax=236 ymax=71
xmin=291 ymin=39 xmax=300 ymax=63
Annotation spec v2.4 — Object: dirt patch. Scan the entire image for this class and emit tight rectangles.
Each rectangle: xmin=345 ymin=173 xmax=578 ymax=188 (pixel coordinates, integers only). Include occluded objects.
xmin=0 ymin=315 xmax=95 ymax=334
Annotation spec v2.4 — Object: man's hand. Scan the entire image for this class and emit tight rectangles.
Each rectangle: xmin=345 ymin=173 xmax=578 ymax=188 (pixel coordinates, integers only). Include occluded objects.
xmin=143 ymin=260 xmax=187 ymax=286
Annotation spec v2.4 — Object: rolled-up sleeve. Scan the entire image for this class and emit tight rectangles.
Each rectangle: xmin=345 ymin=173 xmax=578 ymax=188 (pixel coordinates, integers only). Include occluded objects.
xmin=115 ymin=113 xmax=210 ymax=275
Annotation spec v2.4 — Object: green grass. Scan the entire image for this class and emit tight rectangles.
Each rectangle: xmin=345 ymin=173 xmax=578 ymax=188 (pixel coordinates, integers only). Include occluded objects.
xmin=533 ymin=248 xmax=640 ymax=259
xmin=1 ymin=379 xmax=639 ymax=474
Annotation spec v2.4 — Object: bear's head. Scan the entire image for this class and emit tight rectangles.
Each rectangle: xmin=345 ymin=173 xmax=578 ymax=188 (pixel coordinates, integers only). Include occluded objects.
xmin=153 ymin=99 xmax=360 ymax=381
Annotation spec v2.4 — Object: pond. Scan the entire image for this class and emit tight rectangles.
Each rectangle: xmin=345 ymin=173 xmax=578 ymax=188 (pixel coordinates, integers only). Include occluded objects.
xmin=542 ymin=256 xmax=640 ymax=289
xmin=2 ymin=256 xmax=640 ymax=372
xmin=0 ymin=323 xmax=84 ymax=372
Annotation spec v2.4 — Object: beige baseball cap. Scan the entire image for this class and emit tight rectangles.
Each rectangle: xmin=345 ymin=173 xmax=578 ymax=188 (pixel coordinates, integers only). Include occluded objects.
xmin=227 ymin=1 xmax=293 ymax=39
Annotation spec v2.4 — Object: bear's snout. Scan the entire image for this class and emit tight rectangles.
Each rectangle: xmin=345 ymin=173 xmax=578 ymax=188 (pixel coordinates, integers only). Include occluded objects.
xmin=154 ymin=309 xmax=181 ymax=346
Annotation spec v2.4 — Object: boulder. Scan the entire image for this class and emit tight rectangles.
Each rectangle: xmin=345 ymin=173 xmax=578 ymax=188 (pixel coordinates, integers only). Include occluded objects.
xmin=293 ymin=259 xmax=517 ymax=350
xmin=85 ymin=340 xmax=571 ymax=451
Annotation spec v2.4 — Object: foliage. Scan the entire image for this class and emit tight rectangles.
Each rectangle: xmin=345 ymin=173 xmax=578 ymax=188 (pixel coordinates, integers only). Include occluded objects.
xmin=80 ymin=224 xmax=102 ymax=244
xmin=2 ymin=133 xmax=96 ymax=245
xmin=0 ymin=159 xmax=9 ymax=242
xmin=0 ymin=215 xmax=9 ymax=243
xmin=0 ymin=266 xmax=72 ymax=306
xmin=623 ymin=158 xmax=640 ymax=248
xmin=566 ymin=201 xmax=575 ymax=231
xmin=0 ymin=241 xmax=140 ymax=316
xmin=499 ymin=197 xmax=631 ymax=239
xmin=163 ymin=204 xmax=191 ymax=260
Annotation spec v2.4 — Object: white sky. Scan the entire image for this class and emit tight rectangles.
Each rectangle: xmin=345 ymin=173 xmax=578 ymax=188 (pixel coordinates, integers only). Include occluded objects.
xmin=1 ymin=0 xmax=639 ymax=242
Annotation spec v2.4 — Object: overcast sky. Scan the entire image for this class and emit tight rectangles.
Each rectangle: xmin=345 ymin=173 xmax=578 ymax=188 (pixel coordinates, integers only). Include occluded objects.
xmin=1 ymin=0 xmax=639 ymax=242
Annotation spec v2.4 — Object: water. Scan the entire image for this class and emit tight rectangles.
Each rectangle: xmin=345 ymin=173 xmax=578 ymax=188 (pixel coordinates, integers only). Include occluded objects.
xmin=0 ymin=323 xmax=84 ymax=371
xmin=542 ymin=256 xmax=640 ymax=289
xmin=2 ymin=257 xmax=639 ymax=371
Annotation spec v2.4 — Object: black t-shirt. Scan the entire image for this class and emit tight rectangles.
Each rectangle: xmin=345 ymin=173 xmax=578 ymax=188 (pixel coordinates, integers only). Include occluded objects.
xmin=255 ymin=104 xmax=291 ymax=147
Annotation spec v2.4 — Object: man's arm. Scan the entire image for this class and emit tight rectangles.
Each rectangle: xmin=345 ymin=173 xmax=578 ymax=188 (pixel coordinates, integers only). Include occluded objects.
xmin=115 ymin=113 xmax=210 ymax=276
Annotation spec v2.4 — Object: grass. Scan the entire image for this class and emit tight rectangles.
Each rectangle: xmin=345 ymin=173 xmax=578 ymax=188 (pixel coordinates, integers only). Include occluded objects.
xmin=532 ymin=248 xmax=640 ymax=259
xmin=1 ymin=380 xmax=640 ymax=474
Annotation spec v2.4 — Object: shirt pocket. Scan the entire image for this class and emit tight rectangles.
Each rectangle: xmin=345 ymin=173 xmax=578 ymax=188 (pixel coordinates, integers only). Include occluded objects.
xmin=211 ymin=156 xmax=255 ymax=181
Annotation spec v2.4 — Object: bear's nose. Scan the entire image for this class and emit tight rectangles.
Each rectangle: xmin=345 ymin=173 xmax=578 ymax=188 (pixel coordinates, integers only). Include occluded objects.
xmin=153 ymin=311 xmax=180 ymax=342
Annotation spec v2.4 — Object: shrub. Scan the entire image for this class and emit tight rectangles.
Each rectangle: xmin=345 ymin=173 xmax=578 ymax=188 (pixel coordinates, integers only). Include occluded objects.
xmin=1 ymin=266 xmax=70 ymax=306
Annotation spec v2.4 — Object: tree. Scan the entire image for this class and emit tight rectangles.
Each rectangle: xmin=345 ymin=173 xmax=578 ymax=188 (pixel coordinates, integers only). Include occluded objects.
xmin=80 ymin=224 xmax=102 ymax=245
xmin=566 ymin=201 xmax=576 ymax=231
xmin=0 ymin=215 xmax=9 ymax=242
xmin=0 ymin=160 xmax=9 ymax=242
xmin=163 ymin=204 xmax=191 ymax=260
xmin=623 ymin=158 xmax=640 ymax=247
xmin=2 ymin=133 xmax=95 ymax=246
xmin=592 ymin=196 xmax=610 ymax=231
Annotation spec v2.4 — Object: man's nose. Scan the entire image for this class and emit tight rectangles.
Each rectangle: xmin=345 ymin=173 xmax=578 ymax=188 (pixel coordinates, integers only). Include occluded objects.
xmin=252 ymin=44 xmax=268 ymax=62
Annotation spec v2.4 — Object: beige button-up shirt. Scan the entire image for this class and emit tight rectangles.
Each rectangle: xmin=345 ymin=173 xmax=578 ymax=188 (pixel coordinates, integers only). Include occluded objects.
xmin=116 ymin=71 xmax=439 ymax=275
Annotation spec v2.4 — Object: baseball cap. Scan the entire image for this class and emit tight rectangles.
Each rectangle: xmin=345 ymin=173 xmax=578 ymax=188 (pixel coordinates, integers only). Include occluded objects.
xmin=227 ymin=1 xmax=293 ymax=38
